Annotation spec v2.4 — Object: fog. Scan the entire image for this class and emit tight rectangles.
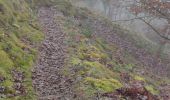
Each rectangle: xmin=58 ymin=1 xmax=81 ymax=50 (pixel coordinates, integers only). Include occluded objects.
xmin=71 ymin=0 xmax=170 ymax=56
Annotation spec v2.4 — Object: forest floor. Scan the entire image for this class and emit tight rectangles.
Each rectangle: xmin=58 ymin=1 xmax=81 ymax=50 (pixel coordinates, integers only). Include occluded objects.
xmin=32 ymin=6 xmax=170 ymax=100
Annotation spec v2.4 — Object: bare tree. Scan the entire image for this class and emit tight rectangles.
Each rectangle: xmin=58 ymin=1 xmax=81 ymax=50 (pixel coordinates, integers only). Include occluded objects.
xmin=129 ymin=0 xmax=170 ymax=41
xmin=127 ymin=0 xmax=170 ymax=57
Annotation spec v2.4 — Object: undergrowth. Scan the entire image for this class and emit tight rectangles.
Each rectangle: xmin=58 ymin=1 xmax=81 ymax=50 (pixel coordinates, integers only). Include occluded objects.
xmin=60 ymin=9 xmax=162 ymax=98
xmin=0 ymin=0 xmax=43 ymax=99
xmin=0 ymin=0 xmax=168 ymax=99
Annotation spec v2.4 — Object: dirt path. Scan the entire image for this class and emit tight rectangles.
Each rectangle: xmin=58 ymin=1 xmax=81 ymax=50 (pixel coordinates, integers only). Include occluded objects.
xmin=32 ymin=7 xmax=73 ymax=100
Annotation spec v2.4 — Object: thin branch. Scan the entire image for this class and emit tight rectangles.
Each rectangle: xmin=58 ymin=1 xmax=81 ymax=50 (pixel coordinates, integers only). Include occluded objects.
xmin=135 ymin=0 xmax=170 ymax=21
xmin=139 ymin=18 xmax=170 ymax=41
xmin=112 ymin=15 xmax=154 ymax=22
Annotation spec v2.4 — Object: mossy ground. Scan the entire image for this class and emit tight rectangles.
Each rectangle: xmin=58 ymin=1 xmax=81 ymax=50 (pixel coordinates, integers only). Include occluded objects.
xmin=0 ymin=0 xmax=43 ymax=99
xmin=33 ymin=0 xmax=169 ymax=99
xmin=0 ymin=0 xmax=169 ymax=99
xmin=58 ymin=8 xmax=164 ymax=98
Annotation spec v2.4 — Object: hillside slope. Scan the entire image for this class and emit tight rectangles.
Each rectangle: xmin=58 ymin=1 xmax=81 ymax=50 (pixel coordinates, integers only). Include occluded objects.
xmin=0 ymin=0 xmax=169 ymax=100
xmin=33 ymin=1 xmax=170 ymax=100
xmin=0 ymin=0 xmax=43 ymax=99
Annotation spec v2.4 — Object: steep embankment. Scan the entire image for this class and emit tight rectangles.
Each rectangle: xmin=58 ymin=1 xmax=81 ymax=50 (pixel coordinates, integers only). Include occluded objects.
xmin=0 ymin=0 xmax=43 ymax=99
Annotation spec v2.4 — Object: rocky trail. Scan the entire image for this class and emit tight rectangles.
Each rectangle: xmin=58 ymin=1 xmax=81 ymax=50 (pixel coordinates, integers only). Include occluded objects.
xmin=32 ymin=7 xmax=73 ymax=100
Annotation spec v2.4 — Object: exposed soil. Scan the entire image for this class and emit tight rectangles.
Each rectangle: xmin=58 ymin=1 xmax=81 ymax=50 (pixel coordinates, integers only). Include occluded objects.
xmin=32 ymin=7 xmax=74 ymax=100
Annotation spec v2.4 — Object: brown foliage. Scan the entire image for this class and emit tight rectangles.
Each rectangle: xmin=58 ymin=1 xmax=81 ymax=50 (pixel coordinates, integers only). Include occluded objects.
xmin=131 ymin=0 xmax=170 ymax=18
xmin=102 ymin=83 xmax=158 ymax=100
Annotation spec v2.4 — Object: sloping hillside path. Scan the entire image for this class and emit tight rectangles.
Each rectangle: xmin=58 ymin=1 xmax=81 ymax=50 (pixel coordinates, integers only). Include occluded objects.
xmin=32 ymin=6 xmax=170 ymax=100
xmin=32 ymin=7 xmax=73 ymax=100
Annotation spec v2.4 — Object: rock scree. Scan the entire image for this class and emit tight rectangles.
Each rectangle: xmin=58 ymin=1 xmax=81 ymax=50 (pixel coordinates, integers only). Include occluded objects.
xmin=32 ymin=7 xmax=73 ymax=100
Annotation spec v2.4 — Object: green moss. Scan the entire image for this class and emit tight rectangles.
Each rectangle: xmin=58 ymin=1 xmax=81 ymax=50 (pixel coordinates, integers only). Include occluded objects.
xmin=85 ymin=77 xmax=122 ymax=92
xmin=0 ymin=50 xmax=14 ymax=70
xmin=2 ymin=80 xmax=14 ymax=94
xmin=51 ymin=1 xmax=167 ymax=98
xmin=19 ymin=24 xmax=44 ymax=45
xmin=70 ymin=57 xmax=82 ymax=66
xmin=95 ymin=38 xmax=117 ymax=53
xmin=0 ymin=50 xmax=15 ymax=95
xmin=77 ymin=42 xmax=108 ymax=62
xmin=0 ymin=0 xmax=43 ymax=99
xmin=83 ymin=61 xmax=114 ymax=78
xmin=145 ymin=85 xmax=159 ymax=95
xmin=81 ymin=27 xmax=92 ymax=38
xmin=62 ymin=12 xmax=124 ymax=97
xmin=133 ymin=75 xmax=146 ymax=82
xmin=0 ymin=50 xmax=13 ymax=80
xmin=2 ymin=80 xmax=13 ymax=88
